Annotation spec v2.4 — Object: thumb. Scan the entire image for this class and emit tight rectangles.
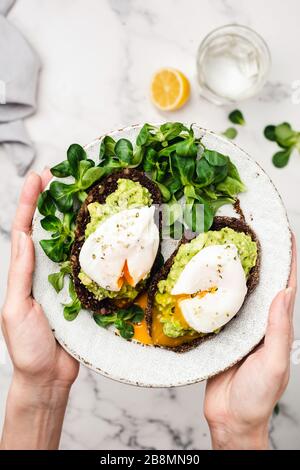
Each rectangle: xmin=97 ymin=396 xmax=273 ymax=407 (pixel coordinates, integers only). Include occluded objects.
xmin=5 ymin=231 xmax=35 ymax=310
xmin=263 ymin=287 xmax=294 ymax=372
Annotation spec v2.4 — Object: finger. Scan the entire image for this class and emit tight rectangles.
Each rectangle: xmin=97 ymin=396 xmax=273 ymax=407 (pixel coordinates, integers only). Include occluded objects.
xmin=12 ymin=172 xmax=42 ymax=234
xmin=289 ymin=233 xmax=297 ymax=290
xmin=41 ymin=167 xmax=53 ymax=190
xmin=6 ymin=231 xmax=35 ymax=306
xmin=264 ymin=288 xmax=294 ymax=370
xmin=288 ymin=233 xmax=297 ymax=343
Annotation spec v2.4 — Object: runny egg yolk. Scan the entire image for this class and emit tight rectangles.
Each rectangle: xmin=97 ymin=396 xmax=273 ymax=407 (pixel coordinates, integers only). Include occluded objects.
xmin=117 ymin=260 xmax=135 ymax=289
xmin=132 ymin=288 xmax=218 ymax=348
xmin=132 ymin=293 xmax=153 ymax=345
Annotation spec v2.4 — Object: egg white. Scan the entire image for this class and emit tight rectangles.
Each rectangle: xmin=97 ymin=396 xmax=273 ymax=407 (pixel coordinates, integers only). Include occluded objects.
xmin=79 ymin=206 xmax=159 ymax=291
xmin=171 ymin=244 xmax=247 ymax=333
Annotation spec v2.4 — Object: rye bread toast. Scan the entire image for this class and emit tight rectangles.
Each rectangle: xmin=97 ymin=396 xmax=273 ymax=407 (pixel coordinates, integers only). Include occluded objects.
xmin=71 ymin=168 xmax=162 ymax=314
xmin=145 ymin=216 xmax=261 ymax=353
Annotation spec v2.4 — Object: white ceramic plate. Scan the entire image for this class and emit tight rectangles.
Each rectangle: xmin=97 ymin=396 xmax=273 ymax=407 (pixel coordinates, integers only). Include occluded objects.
xmin=32 ymin=125 xmax=292 ymax=387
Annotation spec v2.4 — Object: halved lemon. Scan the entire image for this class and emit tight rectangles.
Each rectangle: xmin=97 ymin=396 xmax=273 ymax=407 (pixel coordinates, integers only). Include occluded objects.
xmin=150 ymin=68 xmax=190 ymax=111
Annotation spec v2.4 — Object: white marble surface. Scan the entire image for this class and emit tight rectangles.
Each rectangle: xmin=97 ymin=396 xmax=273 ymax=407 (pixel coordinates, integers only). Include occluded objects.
xmin=0 ymin=0 xmax=299 ymax=450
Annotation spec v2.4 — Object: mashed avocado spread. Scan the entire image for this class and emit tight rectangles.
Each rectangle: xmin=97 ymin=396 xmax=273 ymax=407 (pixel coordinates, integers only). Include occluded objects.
xmin=155 ymin=228 xmax=258 ymax=338
xmin=79 ymin=179 xmax=152 ymax=301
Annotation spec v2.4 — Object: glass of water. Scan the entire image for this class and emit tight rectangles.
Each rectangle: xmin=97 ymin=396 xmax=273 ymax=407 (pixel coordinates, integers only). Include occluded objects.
xmin=196 ymin=25 xmax=271 ymax=105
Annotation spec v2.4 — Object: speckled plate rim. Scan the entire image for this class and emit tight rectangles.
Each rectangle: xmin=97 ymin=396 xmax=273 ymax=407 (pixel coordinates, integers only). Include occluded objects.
xmin=32 ymin=124 xmax=292 ymax=388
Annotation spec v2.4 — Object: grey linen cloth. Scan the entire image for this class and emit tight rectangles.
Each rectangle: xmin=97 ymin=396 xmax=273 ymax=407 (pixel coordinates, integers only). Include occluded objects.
xmin=0 ymin=0 xmax=40 ymax=175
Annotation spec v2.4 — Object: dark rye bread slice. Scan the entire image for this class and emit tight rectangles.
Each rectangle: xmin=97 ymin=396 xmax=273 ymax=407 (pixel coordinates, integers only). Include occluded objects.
xmin=146 ymin=216 xmax=261 ymax=353
xmin=71 ymin=168 xmax=162 ymax=314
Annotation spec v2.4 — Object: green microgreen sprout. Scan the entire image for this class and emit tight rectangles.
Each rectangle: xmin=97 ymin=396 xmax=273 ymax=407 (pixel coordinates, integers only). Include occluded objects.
xmin=94 ymin=304 xmax=144 ymax=339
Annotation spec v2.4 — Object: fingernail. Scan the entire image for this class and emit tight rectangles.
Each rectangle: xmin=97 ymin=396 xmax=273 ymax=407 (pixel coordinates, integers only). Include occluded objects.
xmin=17 ymin=231 xmax=27 ymax=257
xmin=43 ymin=166 xmax=50 ymax=171
xmin=284 ymin=287 xmax=294 ymax=310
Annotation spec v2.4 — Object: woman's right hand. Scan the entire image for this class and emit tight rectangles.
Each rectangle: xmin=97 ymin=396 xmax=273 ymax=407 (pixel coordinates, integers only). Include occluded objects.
xmin=204 ymin=235 xmax=297 ymax=450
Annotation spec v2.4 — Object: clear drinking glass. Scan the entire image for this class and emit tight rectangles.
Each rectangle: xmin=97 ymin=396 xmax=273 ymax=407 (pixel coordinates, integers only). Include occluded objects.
xmin=196 ymin=25 xmax=271 ymax=105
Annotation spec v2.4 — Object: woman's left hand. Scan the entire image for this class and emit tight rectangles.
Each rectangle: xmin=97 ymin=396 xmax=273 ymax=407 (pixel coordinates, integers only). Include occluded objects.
xmin=1 ymin=170 xmax=79 ymax=449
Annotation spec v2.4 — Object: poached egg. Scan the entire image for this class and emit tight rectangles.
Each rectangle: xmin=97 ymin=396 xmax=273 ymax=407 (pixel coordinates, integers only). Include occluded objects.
xmin=79 ymin=206 xmax=159 ymax=292
xmin=171 ymin=244 xmax=247 ymax=333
